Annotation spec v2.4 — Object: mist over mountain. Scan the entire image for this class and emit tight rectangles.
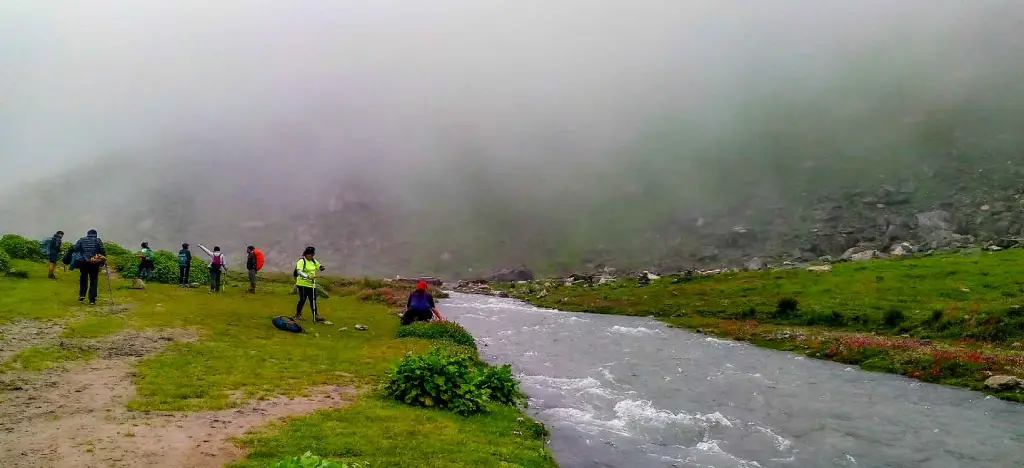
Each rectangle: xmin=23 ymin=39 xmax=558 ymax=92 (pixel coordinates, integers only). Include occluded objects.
xmin=3 ymin=1 xmax=1024 ymax=278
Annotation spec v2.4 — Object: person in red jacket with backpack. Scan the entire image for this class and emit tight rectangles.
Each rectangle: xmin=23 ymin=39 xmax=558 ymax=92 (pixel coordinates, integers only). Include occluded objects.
xmin=246 ymin=245 xmax=264 ymax=293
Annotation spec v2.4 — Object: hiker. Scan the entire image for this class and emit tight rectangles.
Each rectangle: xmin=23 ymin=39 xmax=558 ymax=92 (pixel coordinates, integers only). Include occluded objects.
xmin=137 ymin=242 xmax=155 ymax=282
xmin=198 ymin=244 xmax=227 ymax=292
xmin=177 ymin=243 xmax=192 ymax=287
xmin=246 ymin=245 xmax=258 ymax=293
xmin=294 ymin=246 xmax=326 ymax=322
xmin=401 ymin=281 xmax=444 ymax=325
xmin=71 ymin=229 xmax=106 ymax=304
xmin=45 ymin=231 xmax=64 ymax=279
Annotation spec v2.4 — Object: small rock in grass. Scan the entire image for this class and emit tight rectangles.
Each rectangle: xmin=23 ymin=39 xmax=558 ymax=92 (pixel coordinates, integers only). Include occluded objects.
xmin=131 ymin=279 xmax=146 ymax=290
xmin=338 ymin=327 xmax=348 ymax=332
xmin=355 ymin=324 xmax=368 ymax=331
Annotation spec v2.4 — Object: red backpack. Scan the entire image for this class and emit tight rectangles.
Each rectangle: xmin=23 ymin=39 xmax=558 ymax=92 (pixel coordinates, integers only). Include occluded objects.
xmin=212 ymin=252 xmax=224 ymax=268
xmin=254 ymin=248 xmax=265 ymax=271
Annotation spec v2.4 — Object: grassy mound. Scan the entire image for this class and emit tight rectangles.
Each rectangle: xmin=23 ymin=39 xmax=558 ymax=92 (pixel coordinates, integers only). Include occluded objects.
xmin=0 ymin=234 xmax=45 ymax=261
xmin=396 ymin=321 xmax=476 ymax=347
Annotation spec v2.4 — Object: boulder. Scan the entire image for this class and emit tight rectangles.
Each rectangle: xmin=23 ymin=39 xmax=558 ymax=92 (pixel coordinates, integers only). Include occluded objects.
xmin=131 ymin=278 xmax=146 ymax=290
xmin=984 ymin=375 xmax=1023 ymax=391
xmin=481 ymin=267 xmax=534 ymax=282
xmin=745 ymin=257 xmax=767 ymax=271
xmin=889 ymin=242 xmax=915 ymax=257
xmin=850 ymin=250 xmax=879 ymax=261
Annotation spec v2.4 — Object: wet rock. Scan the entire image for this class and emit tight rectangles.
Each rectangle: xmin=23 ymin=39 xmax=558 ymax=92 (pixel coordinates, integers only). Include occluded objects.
xmin=131 ymin=279 xmax=146 ymax=290
xmin=984 ymin=375 xmax=1023 ymax=391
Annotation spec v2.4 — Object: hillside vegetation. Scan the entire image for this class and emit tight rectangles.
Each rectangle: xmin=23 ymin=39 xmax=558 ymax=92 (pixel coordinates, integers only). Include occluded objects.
xmin=494 ymin=249 xmax=1024 ymax=401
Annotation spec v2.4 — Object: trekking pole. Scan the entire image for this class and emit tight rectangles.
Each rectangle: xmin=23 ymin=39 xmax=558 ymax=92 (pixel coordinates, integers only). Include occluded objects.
xmin=104 ymin=264 xmax=115 ymax=307
xmin=311 ymin=275 xmax=319 ymax=323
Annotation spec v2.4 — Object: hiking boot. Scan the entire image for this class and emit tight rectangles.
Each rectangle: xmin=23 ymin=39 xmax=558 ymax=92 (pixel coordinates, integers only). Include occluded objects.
xmin=48 ymin=273 xmax=57 ymax=280
xmin=314 ymin=317 xmax=327 ymax=324
xmin=293 ymin=315 xmax=305 ymax=321
xmin=88 ymin=300 xmax=96 ymax=305
xmin=78 ymin=297 xmax=85 ymax=302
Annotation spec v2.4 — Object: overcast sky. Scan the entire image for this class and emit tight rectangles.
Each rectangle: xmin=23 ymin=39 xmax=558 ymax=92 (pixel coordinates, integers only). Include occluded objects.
xmin=2 ymin=1 xmax=1020 ymax=186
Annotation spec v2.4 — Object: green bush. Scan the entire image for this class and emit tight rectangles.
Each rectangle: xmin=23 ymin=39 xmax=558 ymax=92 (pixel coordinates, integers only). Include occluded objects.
xmin=0 ymin=234 xmax=46 ymax=261
xmin=383 ymin=347 xmax=527 ymax=415
xmin=0 ymin=249 xmax=10 ymax=273
xmin=103 ymin=241 xmax=130 ymax=257
xmin=383 ymin=348 xmax=489 ymax=415
xmin=113 ymin=249 xmax=211 ymax=285
xmin=883 ymin=308 xmax=906 ymax=327
xmin=476 ymin=363 xmax=526 ymax=406
xmin=396 ymin=321 xmax=476 ymax=347
xmin=271 ymin=452 xmax=366 ymax=468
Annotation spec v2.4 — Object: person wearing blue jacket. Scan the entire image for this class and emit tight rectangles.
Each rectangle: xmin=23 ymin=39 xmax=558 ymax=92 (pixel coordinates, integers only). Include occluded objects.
xmin=71 ymin=230 xmax=106 ymax=304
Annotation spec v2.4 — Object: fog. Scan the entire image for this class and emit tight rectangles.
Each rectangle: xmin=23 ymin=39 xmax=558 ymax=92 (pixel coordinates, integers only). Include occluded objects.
xmin=2 ymin=1 xmax=1023 ymax=275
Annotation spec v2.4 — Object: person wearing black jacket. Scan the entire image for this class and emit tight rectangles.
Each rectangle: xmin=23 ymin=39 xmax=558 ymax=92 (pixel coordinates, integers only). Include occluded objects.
xmin=245 ymin=245 xmax=258 ymax=293
xmin=71 ymin=229 xmax=106 ymax=304
xmin=178 ymin=243 xmax=193 ymax=287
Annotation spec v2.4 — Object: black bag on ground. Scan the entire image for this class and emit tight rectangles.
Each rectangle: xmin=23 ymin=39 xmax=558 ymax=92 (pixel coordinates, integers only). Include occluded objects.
xmin=272 ymin=315 xmax=304 ymax=333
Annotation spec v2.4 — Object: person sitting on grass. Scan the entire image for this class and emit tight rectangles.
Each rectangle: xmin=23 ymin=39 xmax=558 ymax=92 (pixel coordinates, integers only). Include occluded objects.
xmin=401 ymin=281 xmax=445 ymax=325
xmin=294 ymin=246 xmax=327 ymax=323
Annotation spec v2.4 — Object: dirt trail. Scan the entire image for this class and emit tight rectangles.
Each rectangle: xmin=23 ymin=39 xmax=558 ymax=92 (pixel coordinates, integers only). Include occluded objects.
xmin=0 ymin=329 xmax=355 ymax=468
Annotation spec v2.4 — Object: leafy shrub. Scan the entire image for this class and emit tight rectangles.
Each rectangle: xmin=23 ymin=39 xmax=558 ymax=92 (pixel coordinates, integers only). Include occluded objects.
xmin=356 ymin=287 xmax=399 ymax=306
xmin=0 ymin=249 xmax=10 ymax=273
xmin=773 ymin=297 xmax=799 ymax=319
xmin=383 ymin=348 xmax=489 ymax=415
xmin=476 ymin=363 xmax=526 ymax=406
xmin=103 ymin=241 xmax=130 ymax=257
xmin=0 ymin=234 xmax=46 ymax=261
xmin=396 ymin=321 xmax=476 ymax=347
xmin=883 ymin=308 xmax=906 ymax=327
xmin=113 ymin=249 xmax=211 ymax=285
xmin=271 ymin=452 xmax=366 ymax=468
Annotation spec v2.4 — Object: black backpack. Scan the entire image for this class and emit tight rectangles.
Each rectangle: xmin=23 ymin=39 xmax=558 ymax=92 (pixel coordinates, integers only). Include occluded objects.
xmin=293 ymin=258 xmax=307 ymax=278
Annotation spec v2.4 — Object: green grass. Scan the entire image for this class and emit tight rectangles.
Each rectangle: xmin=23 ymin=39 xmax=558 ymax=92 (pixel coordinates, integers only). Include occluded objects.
xmin=62 ymin=315 xmax=126 ymax=338
xmin=496 ymin=250 xmax=1024 ymax=400
xmin=504 ymin=250 xmax=1024 ymax=339
xmin=3 ymin=345 xmax=93 ymax=371
xmin=0 ymin=251 xmax=555 ymax=466
xmin=232 ymin=398 xmax=555 ymax=468
xmin=396 ymin=321 xmax=477 ymax=348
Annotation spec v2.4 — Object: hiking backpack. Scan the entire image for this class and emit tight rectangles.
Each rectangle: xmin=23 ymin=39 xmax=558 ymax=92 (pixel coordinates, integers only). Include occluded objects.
xmin=39 ymin=238 xmax=51 ymax=255
xmin=272 ymin=316 xmax=304 ymax=333
xmin=409 ymin=291 xmax=433 ymax=310
xmin=253 ymin=248 xmax=265 ymax=271
xmin=177 ymin=250 xmax=189 ymax=267
xmin=211 ymin=252 xmax=224 ymax=268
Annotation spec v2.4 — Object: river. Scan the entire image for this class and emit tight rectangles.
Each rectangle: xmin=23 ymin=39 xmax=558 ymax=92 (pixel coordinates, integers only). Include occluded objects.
xmin=443 ymin=293 xmax=1024 ymax=468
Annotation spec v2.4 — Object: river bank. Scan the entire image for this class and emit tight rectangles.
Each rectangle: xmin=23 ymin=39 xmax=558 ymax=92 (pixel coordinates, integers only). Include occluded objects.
xmin=485 ymin=250 xmax=1024 ymax=402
